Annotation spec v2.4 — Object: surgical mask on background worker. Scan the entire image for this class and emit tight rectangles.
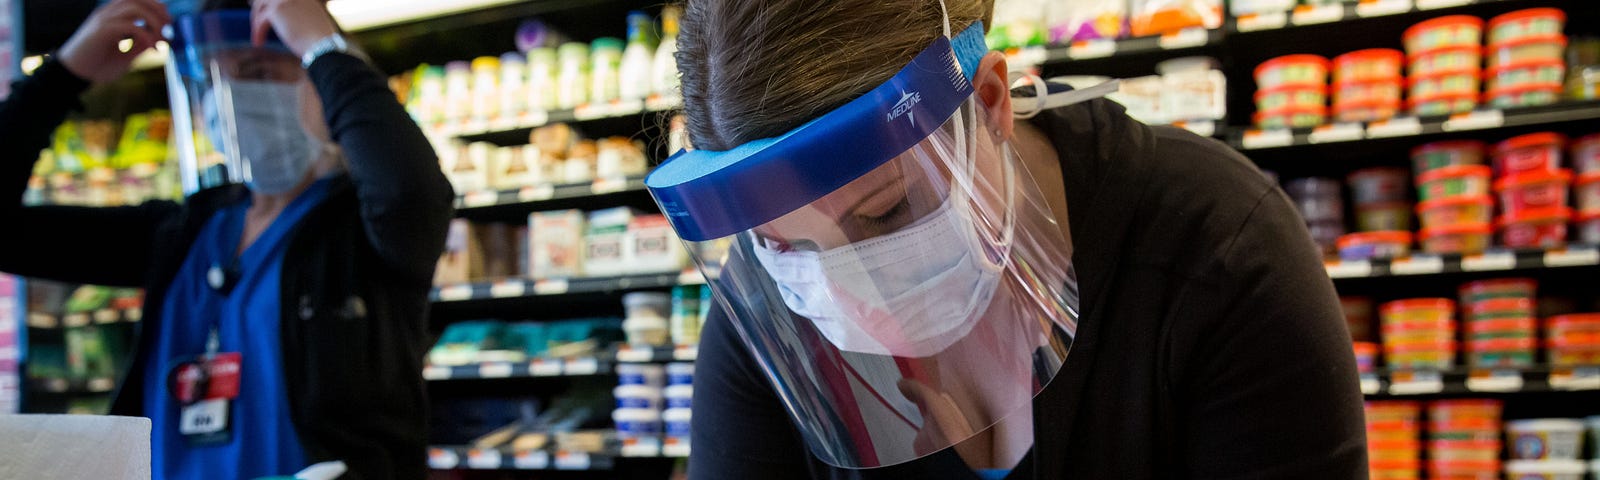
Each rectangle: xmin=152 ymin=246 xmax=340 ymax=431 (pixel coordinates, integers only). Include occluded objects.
xmin=165 ymin=10 xmax=328 ymax=195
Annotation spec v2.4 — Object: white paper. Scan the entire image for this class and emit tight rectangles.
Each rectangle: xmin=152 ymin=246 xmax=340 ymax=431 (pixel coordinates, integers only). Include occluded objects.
xmin=0 ymin=415 xmax=151 ymax=480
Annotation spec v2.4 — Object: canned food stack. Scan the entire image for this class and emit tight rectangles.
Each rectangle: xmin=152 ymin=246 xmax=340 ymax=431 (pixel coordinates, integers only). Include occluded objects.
xmin=1287 ymin=178 xmax=1345 ymax=255
xmin=1340 ymin=167 xmax=1414 ymax=261
xmin=1428 ymin=400 xmax=1504 ymax=480
xmin=1506 ymin=417 xmax=1588 ymax=479
xmin=1492 ymin=133 xmax=1573 ymax=250
xmin=1545 ymin=314 xmax=1600 ymax=367
xmin=1413 ymin=144 xmax=1494 ymax=254
xmin=1458 ymin=278 xmax=1539 ymax=368
xmin=1368 ymin=401 xmax=1424 ymax=480
xmin=1333 ymin=49 xmax=1405 ymax=123
xmin=1382 ymin=299 xmax=1457 ymax=371
xmin=1485 ymin=8 xmax=1568 ymax=109
xmin=1573 ymin=134 xmax=1600 ymax=245
xmin=1404 ymin=16 xmax=1484 ymax=117
xmin=1255 ymin=55 xmax=1328 ymax=129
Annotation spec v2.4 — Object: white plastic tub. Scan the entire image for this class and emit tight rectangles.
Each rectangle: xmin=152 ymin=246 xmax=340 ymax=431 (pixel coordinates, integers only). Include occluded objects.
xmin=1505 ymin=460 xmax=1587 ymax=480
xmin=1508 ymin=419 xmax=1586 ymax=460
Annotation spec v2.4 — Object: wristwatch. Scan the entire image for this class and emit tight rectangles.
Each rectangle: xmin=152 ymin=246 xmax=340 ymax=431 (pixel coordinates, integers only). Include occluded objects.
xmin=301 ymin=33 xmax=368 ymax=69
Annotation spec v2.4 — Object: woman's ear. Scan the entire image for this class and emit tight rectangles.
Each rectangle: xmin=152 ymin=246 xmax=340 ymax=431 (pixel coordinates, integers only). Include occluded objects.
xmin=973 ymin=51 xmax=1014 ymax=140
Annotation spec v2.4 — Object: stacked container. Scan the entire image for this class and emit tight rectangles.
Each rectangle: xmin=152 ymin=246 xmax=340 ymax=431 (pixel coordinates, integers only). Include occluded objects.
xmin=1574 ymin=134 xmax=1600 ymax=244
xmin=662 ymin=362 xmax=694 ymax=456
xmin=1255 ymin=55 xmax=1329 ymax=129
xmin=1404 ymin=16 xmax=1484 ymax=116
xmin=1287 ymin=178 xmax=1345 ymax=255
xmin=1382 ymin=299 xmax=1457 ymax=370
xmin=1485 ymin=8 xmax=1569 ymax=109
xmin=1507 ymin=417 xmax=1589 ymax=480
xmin=1413 ymin=143 xmax=1494 ymax=254
xmin=1429 ymin=399 xmax=1505 ymax=479
xmin=1493 ymin=133 xmax=1573 ymax=250
xmin=1344 ymin=296 xmax=1378 ymax=343
xmin=1459 ymin=278 xmax=1540 ymax=368
xmin=1333 ymin=49 xmax=1405 ymax=123
xmin=613 ymin=363 xmax=666 ymax=454
xmin=1545 ymin=313 xmax=1600 ymax=367
xmin=1340 ymin=167 xmax=1414 ymax=260
xmin=1368 ymin=401 xmax=1423 ymax=480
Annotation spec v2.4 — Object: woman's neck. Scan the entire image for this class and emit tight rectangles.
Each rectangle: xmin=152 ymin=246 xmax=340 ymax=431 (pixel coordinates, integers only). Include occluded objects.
xmin=238 ymin=177 xmax=313 ymax=255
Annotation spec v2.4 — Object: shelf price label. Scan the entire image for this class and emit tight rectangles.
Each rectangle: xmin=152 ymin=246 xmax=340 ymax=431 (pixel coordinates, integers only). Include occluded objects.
xmin=518 ymin=184 xmax=556 ymax=202
xmin=1549 ymin=367 xmax=1600 ymax=391
xmin=645 ymin=94 xmax=684 ymax=112
xmin=1356 ymin=0 xmax=1412 ymax=17
xmin=673 ymin=345 xmax=700 ymax=361
xmin=1465 ymin=369 xmax=1523 ymax=392
xmin=616 ymin=346 xmax=653 ymax=363
xmin=1308 ymin=123 xmax=1364 ymax=144
xmin=591 ymin=176 xmax=630 ymax=194
xmin=1387 ymin=370 xmax=1444 ymax=395
xmin=1417 ymin=0 xmax=1472 ymax=10
xmin=428 ymin=448 xmax=461 ymax=470
xmin=1390 ymin=255 xmax=1444 ymax=275
xmin=530 ymin=359 xmax=562 ymax=377
xmin=1442 ymin=110 xmax=1505 ymax=131
xmin=1366 ymin=116 xmax=1422 ymax=138
xmin=93 ymin=309 xmax=120 ymax=324
xmin=1291 ymin=4 xmax=1344 ymax=25
xmin=489 ymin=115 xmax=517 ymax=132
xmin=490 ymin=280 xmax=527 ymax=298
xmin=1544 ymin=246 xmax=1600 ymax=267
xmin=478 ymin=362 xmax=515 ymax=378
xmin=1462 ymin=251 xmax=1516 ymax=271
xmin=554 ymin=451 xmax=592 ymax=470
xmin=63 ymin=314 xmax=90 ymax=328
xmin=437 ymin=285 xmax=474 ymax=302
xmin=1067 ymin=39 xmax=1116 ymax=60
xmin=1325 ymin=260 xmax=1373 ymax=279
xmin=1241 ymin=128 xmax=1293 ymax=149
xmin=1236 ymin=11 xmax=1289 ymax=32
xmin=466 ymin=448 xmax=504 ymax=469
xmin=422 ymin=365 xmax=450 ymax=380
xmin=519 ymin=110 xmax=550 ymax=129
xmin=573 ymin=104 xmax=607 ymax=121
xmin=1158 ymin=28 xmax=1208 ymax=50
xmin=1359 ymin=373 xmax=1381 ymax=395
xmin=533 ymin=279 xmax=570 ymax=295
xmin=564 ymin=357 xmax=600 ymax=376
xmin=513 ymin=450 xmax=550 ymax=470
xmin=462 ymin=190 xmax=498 ymax=208
xmin=612 ymin=99 xmax=645 ymax=116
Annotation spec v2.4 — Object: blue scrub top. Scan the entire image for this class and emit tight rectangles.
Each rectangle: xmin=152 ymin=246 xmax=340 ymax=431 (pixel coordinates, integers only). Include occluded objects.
xmin=143 ymin=178 xmax=333 ymax=480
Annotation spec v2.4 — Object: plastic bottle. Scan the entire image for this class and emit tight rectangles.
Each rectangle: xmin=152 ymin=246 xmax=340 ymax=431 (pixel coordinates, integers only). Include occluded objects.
xmin=526 ymin=47 xmax=557 ymax=112
xmin=499 ymin=52 xmax=526 ymax=118
xmin=556 ymin=43 xmax=590 ymax=109
xmin=619 ymin=11 xmax=658 ymax=100
xmin=590 ymin=37 xmax=625 ymax=104
xmin=654 ymin=6 xmax=682 ymax=97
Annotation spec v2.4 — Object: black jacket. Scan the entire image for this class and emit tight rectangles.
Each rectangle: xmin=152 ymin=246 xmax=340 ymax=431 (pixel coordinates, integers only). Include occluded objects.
xmin=688 ymin=98 xmax=1369 ymax=479
xmin=0 ymin=55 xmax=454 ymax=480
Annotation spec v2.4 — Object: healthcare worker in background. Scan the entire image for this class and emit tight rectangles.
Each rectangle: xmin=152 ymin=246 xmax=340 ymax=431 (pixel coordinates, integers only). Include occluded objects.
xmin=651 ymin=0 xmax=1368 ymax=478
xmin=0 ymin=0 xmax=453 ymax=479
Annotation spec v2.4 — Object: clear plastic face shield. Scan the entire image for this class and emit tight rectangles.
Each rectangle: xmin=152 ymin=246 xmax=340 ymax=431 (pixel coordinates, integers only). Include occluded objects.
xmin=164 ymin=10 xmax=325 ymax=195
xmin=647 ymin=19 xmax=1112 ymax=468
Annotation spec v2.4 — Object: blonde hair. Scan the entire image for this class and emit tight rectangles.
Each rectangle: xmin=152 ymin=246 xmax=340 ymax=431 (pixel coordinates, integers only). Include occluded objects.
xmin=675 ymin=0 xmax=992 ymax=151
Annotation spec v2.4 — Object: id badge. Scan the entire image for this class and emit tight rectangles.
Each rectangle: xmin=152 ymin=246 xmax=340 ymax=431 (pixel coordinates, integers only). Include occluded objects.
xmin=168 ymin=352 xmax=242 ymax=446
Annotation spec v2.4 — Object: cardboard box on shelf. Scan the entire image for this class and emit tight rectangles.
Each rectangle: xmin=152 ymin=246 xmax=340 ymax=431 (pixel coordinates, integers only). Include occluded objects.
xmin=436 ymin=219 xmax=484 ymax=286
xmin=529 ymin=210 xmax=587 ymax=279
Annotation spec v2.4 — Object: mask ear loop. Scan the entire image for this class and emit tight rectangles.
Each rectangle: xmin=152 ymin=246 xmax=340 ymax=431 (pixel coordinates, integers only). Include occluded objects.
xmin=1008 ymin=76 xmax=1123 ymax=119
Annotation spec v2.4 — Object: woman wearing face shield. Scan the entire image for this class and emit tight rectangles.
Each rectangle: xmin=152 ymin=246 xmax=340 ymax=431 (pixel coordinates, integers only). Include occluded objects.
xmin=0 ymin=0 xmax=451 ymax=479
xmin=650 ymin=1 xmax=1367 ymax=479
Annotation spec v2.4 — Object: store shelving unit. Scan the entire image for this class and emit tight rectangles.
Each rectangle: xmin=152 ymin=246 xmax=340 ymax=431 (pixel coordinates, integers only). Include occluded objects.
xmin=1362 ymin=365 xmax=1600 ymax=398
xmin=426 ymin=443 xmax=687 ymax=471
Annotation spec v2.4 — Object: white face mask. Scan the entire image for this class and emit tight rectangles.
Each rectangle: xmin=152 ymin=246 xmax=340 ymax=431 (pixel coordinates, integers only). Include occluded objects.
xmin=751 ymin=101 xmax=1016 ymax=357
xmin=203 ymin=80 xmax=317 ymax=194
xmin=753 ymin=189 xmax=1004 ymax=357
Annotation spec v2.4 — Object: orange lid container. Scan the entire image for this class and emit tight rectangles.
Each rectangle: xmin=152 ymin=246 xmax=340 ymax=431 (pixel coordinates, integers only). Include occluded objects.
xmin=1416 ymin=165 xmax=1491 ymax=184
xmin=1383 ymin=298 xmax=1456 ymax=315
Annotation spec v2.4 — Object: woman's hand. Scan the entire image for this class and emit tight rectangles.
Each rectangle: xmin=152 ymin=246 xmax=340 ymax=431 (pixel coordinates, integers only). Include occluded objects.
xmin=57 ymin=0 xmax=170 ymax=84
xmin=250 ymin=0 xmax=339 ymax=58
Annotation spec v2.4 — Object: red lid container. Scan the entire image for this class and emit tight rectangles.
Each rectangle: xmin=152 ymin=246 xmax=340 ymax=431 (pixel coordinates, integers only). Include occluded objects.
xmin=1334 ymin=48 xmax=1405 ymax=83
xmin=1466 ymin=337 xmax=1537 ymax=351
xmin=1497 ymin=207 xmax=1571 ymax=249
xmin=1465 ymin=297 xmax=1534 ymax=316
xmin=1493 ymin=132 xmax=1567 ymax=176
xmin=1465 ymin=318 xmax=1536 ymax=333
